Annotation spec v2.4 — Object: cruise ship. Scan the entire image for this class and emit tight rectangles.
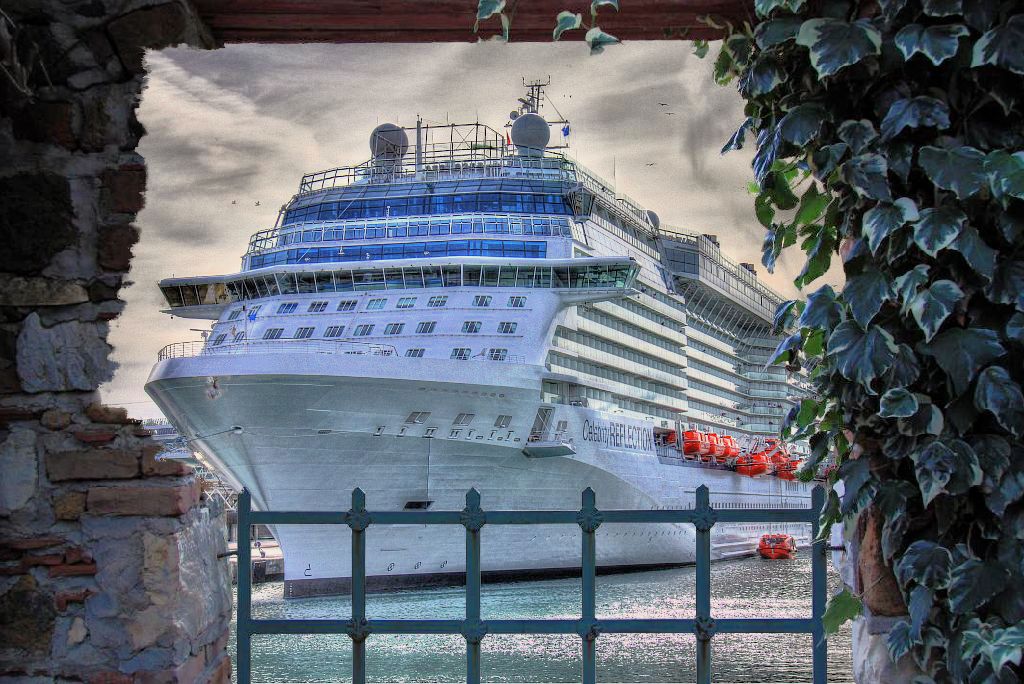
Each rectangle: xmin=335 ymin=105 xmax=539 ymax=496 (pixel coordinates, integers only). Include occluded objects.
xmin=146 ymin=83 xmax=815 ymax=598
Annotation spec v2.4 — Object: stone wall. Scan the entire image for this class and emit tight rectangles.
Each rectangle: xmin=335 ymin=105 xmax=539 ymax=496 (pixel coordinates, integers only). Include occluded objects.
xmin=0 ymin=1 xmax=231 ymax=681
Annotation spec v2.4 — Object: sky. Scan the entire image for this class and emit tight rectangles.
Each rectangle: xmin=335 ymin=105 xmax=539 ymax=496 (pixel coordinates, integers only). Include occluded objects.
xmin=100 ymin=40 xmax=814 ymax=420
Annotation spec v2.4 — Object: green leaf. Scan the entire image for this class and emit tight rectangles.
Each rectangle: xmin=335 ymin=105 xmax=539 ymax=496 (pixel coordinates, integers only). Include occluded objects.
xmin=909 ymin=279 xmax=964 ymax=342
xmin=713 ymin=45 xmax=735 ymax=85
xmin=553 ymin=11 xmax=582 ymax=40
xmin=766 ymin=171 xmax=799 ymax=210
xmin=986 ymin=256 xmax=1024 ymax=310
xmin=899 ymin=401 xmax=944 ymax=437
xmin=879 ymin=97 xmax=951 ymax=142
xmin=952 ymin=224 xmax=997 ymax=281
xmin=985 ymin=625 xmax=1024 ymax=674
xmin=823 ymin=588 xmax=863 ymax=635
xmin=895 ymin=265 xmax=930 ymax=310
xmin=476 ymin=0 xmax=505 ymax=22
xmin=975 ymin=366 xmax=1024 ymax=438
xmin=837 ymin=119 xmax=878 ymax=155
xmin=843 ymin=265 xmax=895 ymax=327
xmin=740 ymin=54 xmax=788 ymax=97
xmin=779 ymin=104 xmax=827 ymax=146
xmin=908 ymin=585 xmax=933 ymax=640
xmin=755 ymin=193 xmax=776 ymax=229
xmin=773 ymin=298 xmax=803 ymax=332
xmin=770 ymin=331 xmax=803 ymax=365
xmin=896 ymin=540 xmax=953 ymax=589
xmin=1008 ymin=312 xmax=1024 ymax=343
xmin=875 ymin=481 xmax=917 ymax=560
xmin=828 ymin=320 xmax=897 ymax=389
xmin=886 ymin=343 xmax=922 ymax=388
xmin=803 ymin=327 xmax=825 ymax=356
xmin=591 ymin=0 xmax=619 ymax=13
xmin=895 ymin=23 xmax=969 ymax=65
xmin=754 ymin=17 xmax=804 ymax=49
xmin=984 ymin=150 xmax=1024 ymax=203
xmin=842 ymin=154 xmax=893 ymax=201
xmin=691 ymin=39 xmax=709 ymax=59
xmin=863 ymin=198 xmax=919 ymax=255
xmin=972 ymin=15 xmax=1024 ymax=75
xmin=799 ymin=284 xmax=842 ymax=333
xmin=794 ymin=223 xmax=836 ymax=288
xmin=922 ymin=0 xmax=961 ymax=17
xmin=796 ymin=398 xmax=820 ymax=428
xmin=753 ymin=128 xmax=781 ymax=184
xmin=754 ymin=0 xmax=806 ymax=18
xmin=839 ymin=456 xmax=876 ymax=514
xmin=880 ymin=387 xmax=919 ymax=418
xmin=585 ymin=27 xmax=620 ymax=54
xmin=924 ymin=327 xmax=1006 ymax=395
xmin=913 ymin=206 xmax=966 ymax=257
xmin=794 ymin=185 xmax=829 ymax=225
xmin=722 ymin=117 xmax=754 ymax=154
xmin=796 ymin=18 xmax=882 ymax=78
xmin=949 ymin=559 xmax=1009 ymax=614
xmin=918 ymin=146 xmax=987 ymax=200
xmin=811 ymin=142 xmax=849 ymax=181
xmin=887 ymin=620 xmax=915 ymax=662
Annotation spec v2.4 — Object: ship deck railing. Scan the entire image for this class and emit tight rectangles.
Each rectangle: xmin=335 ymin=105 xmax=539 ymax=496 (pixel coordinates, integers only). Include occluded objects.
xmin=157 ymin=340 xmax=528 ymax=365
xmin=235 ymin=485 xmax=829 ymax=684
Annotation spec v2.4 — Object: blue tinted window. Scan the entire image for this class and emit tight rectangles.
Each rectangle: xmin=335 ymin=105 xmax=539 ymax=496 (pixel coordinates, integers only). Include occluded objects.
xmin=248 ymin=240 xmax=548 ymax=269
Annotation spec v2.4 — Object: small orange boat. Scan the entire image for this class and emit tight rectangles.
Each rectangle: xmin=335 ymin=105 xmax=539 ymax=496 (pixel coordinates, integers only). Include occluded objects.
xmin=682 ymin=430 xmax=709 ymax=457
xmin=758 ymin=534 xmax=797 ymax=559
xmin=721 ymin=435 xmax=739 ymax=458
xmin=734 ymin=450 xmax=770 ymax=477
xmin=706 ymin=433 xmax=726 ymax=459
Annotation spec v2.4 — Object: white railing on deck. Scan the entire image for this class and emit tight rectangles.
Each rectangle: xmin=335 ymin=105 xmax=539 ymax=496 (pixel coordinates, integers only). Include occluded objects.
xmin=157 ymin=340 xmax=397 ymax=361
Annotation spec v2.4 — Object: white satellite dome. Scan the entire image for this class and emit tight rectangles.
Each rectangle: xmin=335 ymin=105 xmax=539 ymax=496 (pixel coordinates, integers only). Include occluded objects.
xmin=369 ymin=123 xmax=409 ymax=160
xmin=511 ymin=113 xmax=550 ymax=156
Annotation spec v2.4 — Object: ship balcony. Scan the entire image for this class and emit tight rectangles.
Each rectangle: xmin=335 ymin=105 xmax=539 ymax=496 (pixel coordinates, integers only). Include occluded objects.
xmin=157 ymin=339 xmax=398 ymax=361
xmin=523 ymin=432 xmax=577 ymax=458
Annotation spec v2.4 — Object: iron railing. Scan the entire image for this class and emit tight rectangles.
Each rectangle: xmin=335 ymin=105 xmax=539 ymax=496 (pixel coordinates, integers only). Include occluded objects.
xmin=156 ymin=339 xmax=398 ymax=361
xmin=235 ymin=484 xmax=827 ymax=684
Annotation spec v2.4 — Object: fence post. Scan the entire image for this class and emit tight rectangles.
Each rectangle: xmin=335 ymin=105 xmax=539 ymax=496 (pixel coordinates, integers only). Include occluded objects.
xmin=236 ymin=489 xmax=252 ymax=684
xmin=461 ymin=489 xmax=486 ymax=684
xmin=577 ymin=488 xmax=602 ymax=684
xmin=693 ymin=485 xmax=716 ymax=684
xmin=348 ymin=488 xmax=370 ymax=684
xmin=811 ymin=485 xmax=827 ymax=684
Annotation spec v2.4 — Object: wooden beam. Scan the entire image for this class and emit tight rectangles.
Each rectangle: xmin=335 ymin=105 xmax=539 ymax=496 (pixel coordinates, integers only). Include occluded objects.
xmin=191 ymin=0 xmax=753 ymax=44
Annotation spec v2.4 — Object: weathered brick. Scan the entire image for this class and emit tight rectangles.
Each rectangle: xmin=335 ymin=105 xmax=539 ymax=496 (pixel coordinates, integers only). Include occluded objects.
xmin=0 ymin=173 xmax=77 ymax=276
xmin=101 ymin=165 xmax=146 ymax=214
xmin=64 ymin=547 xmax=92 ymax=564
xmin=107 ymin=3 xmax=194 ymax=73
xmin=0 ymin=406 xmax=43 ymax=425
xmin=89 ymin=671 xmax=132 ymax=684
xmin=5 ymin=536 xmax=64 ymax=551
xmin=54 ymin=491 xmax=87 ymax=520
xmin=87 ymin=482 xmax=199 ymax=517
xmin=48 ymin=562 xmax=98 ymax=577
xmin=55 ymin=588 xmax=93 ymax=611
xmin=47 ymin=449 xmax=140 ymax=481
xmin=73 ymin=428 xmax=119 ymax=445
xmin=142 ymin=443 xmax=191 ymax=477
xmin=97 ymin=223 xmax=140 ymax=271
xmin=204 ymin=655 xmax=232 ymax=684
xmin=41 ymin=409 xmax=73 ymax=430
xmin=23 ymin=553 xmax=64 ymax=567
xmin=86 ymin=402 xmax=132 ymax=424
xmin=11 ymin=100 xmax=79 ymax=149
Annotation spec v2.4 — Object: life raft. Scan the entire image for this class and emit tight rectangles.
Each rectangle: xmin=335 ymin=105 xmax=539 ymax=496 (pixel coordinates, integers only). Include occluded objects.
xmin=758 ymin=534 xmax=797 ymax=560
xmin=734 ymin=449 xmax=770 ymax=477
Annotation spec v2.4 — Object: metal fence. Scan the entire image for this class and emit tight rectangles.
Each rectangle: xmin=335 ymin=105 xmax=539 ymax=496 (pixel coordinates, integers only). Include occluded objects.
xmin=236 ymin=485 xmax=827 ymax=684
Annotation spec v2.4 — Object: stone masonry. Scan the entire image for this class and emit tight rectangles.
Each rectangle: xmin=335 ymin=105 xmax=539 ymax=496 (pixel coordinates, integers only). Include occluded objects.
xmin=0 ymin=1 xmax=231 ymax=681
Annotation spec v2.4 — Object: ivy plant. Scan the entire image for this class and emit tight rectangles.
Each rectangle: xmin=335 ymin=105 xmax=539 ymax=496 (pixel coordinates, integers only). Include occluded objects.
xmin=705 ymin=1 xmax=1024 ymax=680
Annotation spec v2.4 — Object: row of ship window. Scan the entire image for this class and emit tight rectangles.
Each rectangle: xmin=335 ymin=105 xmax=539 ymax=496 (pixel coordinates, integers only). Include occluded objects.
xmin=226 ymin=295 xmax=526 ymax=320
xmin=214 ymin=330 xmax=509 ymax=362
xmin=211 ymin=320 xmax=520 ymax=344
xmin=247 ymin=240 xmax=548 ymax=269
xmin=282 ymin=193 xmax=572 ymax=224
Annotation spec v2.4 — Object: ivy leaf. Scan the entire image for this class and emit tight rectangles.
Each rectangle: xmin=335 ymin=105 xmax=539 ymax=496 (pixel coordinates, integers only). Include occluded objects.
xmin=984 ymin=625 xmax=1024 ymax=674
xmin=740 ymin=54 xmax=788 ymax=97
xmin=887 ymin=620 xmax=915 ymax=662
xmin=909 ymin=585 xmax=934 ymax=640
xmin=879 ymin=0 xmax=908 ymax=22
xmin=886 ymin=343 xmax=922 ymax=388
xmin=897 ymin=540 xmax=953 ymax=589
xmin=863 ymin=198 xmax=919 ymax=254
xmin=754 ymin=0 xmax=806 ymax=17
xmin=895 ymin=23 xmax=969 ymax=65
xmin=829 ymin=320 xmax=897 ymax=389
xmin=794 ymin=184 xmax=829 ymax=225
xmin=924 ymin=328 xmax=1006 ymax=395
xmin=843 ymin=265 xmax=895 ymax=327
xmin=909 ymin=279 xmax=964 ymax=342
xmin=880 ymin=388 xmax=919 ymax=418
xmin=799 ymin=284 xmax=842 ymax=333
xmin=918 ymin=146 xmax=987 ymax=199
xmin=879 ymin=97 xmax=951 ymax=142
xmin=1008 ymin=312 xmax=1024 ymax=343
xmin=585 ymin=27 xmax=620 ymax=54
xmin=913 ymin=206 xmax=966 ymax=257
xmin=779 ymin=104 xmax=827 ymax=146
xmin=922 ymin=0 xmax=961 ymax=17
xmin=839 ymin=456 xmax=876 ymax=514
xmin=795 ymin=223 xmax=836 ymax=288
xmin=983 ymin=150 xmax=1024 ymax=203
xmin=972 ymin=15 xmax=1024 ymax=75
xmin=811 ymin=143 xmax=849 ymax=181
xmin=842 ymin=154 xmax=893 ymax=201
xmin=770 ymin=331 xmax=803 ymax=365
xmin=796 ymin=18 xmax=882 ymax=78
xmin=875 ymin=481 xmax=917 ymax=560
xmin=986 ymin=257 xmax=1024 ymax=310
xmin=475 ymin=0 xmax=505 ymax=24
xmin=753 ymin=127 xmax=781 ymax=184
xmin=899 ymin=401 xmax=944 ymax=436
xmin=952 ymin=224 xmax=997 ymax=281
xmin=721 ymin=117 xmax=754 ymax=154
xmin=838 ymin=119 xmax=878 ymax=155
xmin=949 ymin=559 xmax=1009 ymax=614
xmin=823 ymin=588 xmax=863 ymax=634
xmin=754 ymin=16 xmax=804 ymax=49
xmin=773 ymin=299 xmax=803 ymax=332
xmin=553 ymin=11 xmax=582 ymax=40
xmin=591 ymin=0 xmax=619 ymax=13
xmin=975 ymin=366 xmax=1024 ymax=438
xmin=766 ymin=171 xmax=799 ymax=210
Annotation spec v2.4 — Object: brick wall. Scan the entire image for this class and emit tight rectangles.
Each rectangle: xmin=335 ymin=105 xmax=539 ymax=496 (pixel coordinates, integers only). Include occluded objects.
xmin=0 ymin=2 xmax=232 ymax=681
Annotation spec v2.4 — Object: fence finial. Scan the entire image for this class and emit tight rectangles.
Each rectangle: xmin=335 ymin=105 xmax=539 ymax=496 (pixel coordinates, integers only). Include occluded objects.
xmin=461 ymin=488 xmax=485 ymax=530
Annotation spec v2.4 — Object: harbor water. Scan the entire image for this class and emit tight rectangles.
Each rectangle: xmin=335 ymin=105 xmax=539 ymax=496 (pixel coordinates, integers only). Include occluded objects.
xmin=233 ymin=554 xmax=853 ymax=683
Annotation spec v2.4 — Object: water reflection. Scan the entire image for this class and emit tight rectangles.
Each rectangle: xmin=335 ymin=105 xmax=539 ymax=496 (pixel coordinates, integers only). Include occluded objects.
xmin=236 ymin=556 xmax=853 ymax=682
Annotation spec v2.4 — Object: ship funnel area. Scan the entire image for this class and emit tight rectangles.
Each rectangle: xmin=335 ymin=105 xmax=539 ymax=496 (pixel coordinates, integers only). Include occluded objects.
xmin=511 ymin=112 xmax=550 ymax=157
xmin=369 ymin=123 xmax=409 ymax=170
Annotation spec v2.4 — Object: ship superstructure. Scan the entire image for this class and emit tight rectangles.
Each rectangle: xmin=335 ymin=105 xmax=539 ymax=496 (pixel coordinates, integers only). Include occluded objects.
xmin=147 ymin=83 xmax=814 ymax=597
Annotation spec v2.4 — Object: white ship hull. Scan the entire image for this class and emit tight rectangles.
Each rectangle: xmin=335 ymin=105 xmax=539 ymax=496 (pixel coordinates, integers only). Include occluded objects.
xmin=147 ymin=354 xmax=812 ymax=597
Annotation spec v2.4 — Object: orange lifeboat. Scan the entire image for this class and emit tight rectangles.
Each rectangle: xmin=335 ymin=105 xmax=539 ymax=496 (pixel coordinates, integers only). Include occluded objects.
xmin=735 ymin=450 xmax=770 ymax=477
xmin=758 ymin=534 xmax=797 ymax=559
xmin=721 ymin=435 xmax=739 ymax=458
xmin=707 ymin=433 xmax=727 ymax=459
xmin=665 ymin=431 xmax=677 ymax=445
xmin=776 ymin=458 xmax=801 ymax=480
xmin=682 ymin=430 xmax=706 ymax=456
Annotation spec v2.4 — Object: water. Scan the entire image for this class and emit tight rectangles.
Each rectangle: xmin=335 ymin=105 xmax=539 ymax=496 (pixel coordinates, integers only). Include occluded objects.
xmin=233 ymin=556 xmax=853 ymax=683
